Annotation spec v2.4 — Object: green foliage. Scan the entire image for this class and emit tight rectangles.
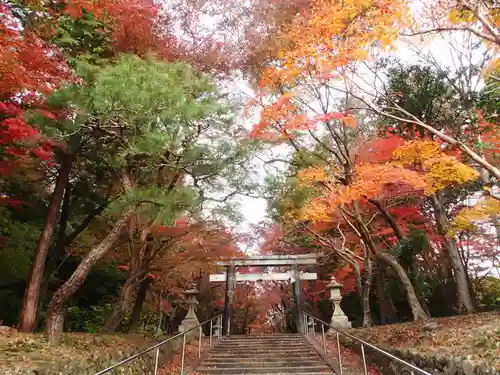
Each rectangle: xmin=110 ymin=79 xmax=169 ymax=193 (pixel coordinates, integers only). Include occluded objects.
xmin=66 ymin=304 xmax=132 ymax=333
xmin=0 ymin=208 xmax=42 ymax=326
xmin=81 ymin=55 xmax=222 ymax=125
xmin=265 ymin=173 xmax=315 ymax=223
xmin=477 ymin=68 xmax=500 ymax=123
xmin=0 ymin=207 xmax=40 ymax=284
xmin=51 ymin=9 xmax=114 ymax=67
xmin=391 ymin=230 xmax=429 ymax=269
xmin=475 ymin=276 xmax=500 ymax=311
xmin=378 ymin=60 xmax=477 ymax=138
xmin=66 ymin=304 xmax=113 ymax=333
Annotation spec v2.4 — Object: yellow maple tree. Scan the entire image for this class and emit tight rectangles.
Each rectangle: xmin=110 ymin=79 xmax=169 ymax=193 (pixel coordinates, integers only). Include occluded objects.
xmin=250 ymin=0 xmax=408 ymax=141
xmin=296 ymin=163 xmax=426 ymax=223
xmin=393 ymin=140 xmax=479 ymax=193
xmin=261 ymin=0 xmax=408 ymax=87
xmin=449 ymin=196 xmax=500 ymax=235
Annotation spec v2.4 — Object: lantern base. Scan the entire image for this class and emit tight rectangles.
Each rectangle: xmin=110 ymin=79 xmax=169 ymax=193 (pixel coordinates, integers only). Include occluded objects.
xmin=329 ymin=315 xmax=352 ymax=330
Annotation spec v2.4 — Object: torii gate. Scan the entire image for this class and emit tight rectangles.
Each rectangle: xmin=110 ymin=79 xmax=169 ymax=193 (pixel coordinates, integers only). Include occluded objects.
xmin=209 ymin=253 xmax=323 ymax=335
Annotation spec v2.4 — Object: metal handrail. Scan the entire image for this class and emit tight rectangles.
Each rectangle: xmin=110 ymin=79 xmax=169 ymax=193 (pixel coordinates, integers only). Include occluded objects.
xmin=95 ymin=313 xmax=223 ymax=375
xmin=303 ymin=311 xmax=431 ymax=375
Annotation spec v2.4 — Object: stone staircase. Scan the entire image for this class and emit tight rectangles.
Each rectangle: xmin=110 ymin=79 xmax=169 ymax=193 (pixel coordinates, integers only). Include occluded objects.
xmin=194 ymin=334 xmax=335 ymax=375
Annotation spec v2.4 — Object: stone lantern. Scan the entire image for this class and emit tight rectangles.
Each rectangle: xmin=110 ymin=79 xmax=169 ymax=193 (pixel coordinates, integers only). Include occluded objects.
xmin=326 ymin=276 xmax=351 ymax=330
xmin=178 ymin=283 xmax=203 ymax=337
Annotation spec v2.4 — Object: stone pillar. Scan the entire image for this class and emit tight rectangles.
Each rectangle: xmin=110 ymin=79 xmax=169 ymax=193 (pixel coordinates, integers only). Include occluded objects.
xmin=179 ymin=286 xmax=202 ymax=338
xmin=327 ymin=276 xmax=351 ymax=330
xmin=223 ymin=265 xmax=236 ymax=336
xmin=292 ymin=265 xmax=304 ymax=333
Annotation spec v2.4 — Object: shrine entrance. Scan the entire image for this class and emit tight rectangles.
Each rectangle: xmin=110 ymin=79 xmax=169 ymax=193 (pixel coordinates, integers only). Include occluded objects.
xmin=209 ymin=253 xmax=323 ymax=336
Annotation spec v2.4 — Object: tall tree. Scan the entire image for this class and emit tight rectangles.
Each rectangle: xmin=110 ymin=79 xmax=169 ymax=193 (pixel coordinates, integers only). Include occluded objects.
xmin=44 ymin=55 xmax=252 ymax=344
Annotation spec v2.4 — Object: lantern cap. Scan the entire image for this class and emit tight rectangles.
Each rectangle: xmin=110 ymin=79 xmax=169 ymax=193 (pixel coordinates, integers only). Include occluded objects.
xmin=326 ymin=275 xmax=342 ymax=289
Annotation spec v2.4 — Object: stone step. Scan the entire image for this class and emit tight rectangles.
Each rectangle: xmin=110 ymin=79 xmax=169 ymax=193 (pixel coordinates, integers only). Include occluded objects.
xmin=209 ymin=349 xmax=319 ymax=355
xmin=211 ymin=344 xmax=316 ymax=350
xmin=197 ymin=366 xmax=333 ymax=374
xmin=209 ymin=347 xmax=319 ymax=353
xmin=219 ymin=340 xmax=307 ymax=345
xmin=197 ymin=373 xmax=336 ymax=375
xmin=207 ymin=353 xmax=320 ymax=359
xmin=227 ymin=333 xmax=302 ymax=339
xmin=216 ymin=342 xmax=309 ymax=348
xmin=222 ymin=336 xmax=304 ymax=339
xmin=218 ymin=339 xmax=307 ymax=346
xmin=201 ymin=361 xmax=323 ymax=368
xmin=205 ymin=356 xmax=321 ymax=363
xmin=215 ymin=342 xmax=309 ymax=349
xmin=218 ymin=341 xmax=307 ymax=344
xmin=193 ymin=334 xmax=334 ymax=375
xmin=213 ymin=346 xmax=311 ymax=351
xmin=199 ymin=373 xmax=336 ymax=375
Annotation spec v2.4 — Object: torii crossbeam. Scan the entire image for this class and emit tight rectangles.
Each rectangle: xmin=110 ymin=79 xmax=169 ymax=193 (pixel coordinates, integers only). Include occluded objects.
xmin=210 ymin=253 xmax=323 ymax=335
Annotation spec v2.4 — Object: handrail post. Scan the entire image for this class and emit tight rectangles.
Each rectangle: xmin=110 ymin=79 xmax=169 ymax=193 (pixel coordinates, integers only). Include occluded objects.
xmin=218 ymin=315 xmax=222 ymax=339
xmin=336 ymin=331 xmax=343 ymax=375
xmin=321 ymin=323 xmax=326 ymax=356
xmin=180 ymin=333 xmax=186 ymax=375
xmin=209 ymin=319 xmax=213 ymax=348
xmin=198 ymin=326 xmax=202 ymax=358
xmin=361 ymin=343 xmax=368 ymax=375
xmin=312 ymin=318 xmax=316 ymax=340
xmin=154 ymin=347 xmax=160 ymax=375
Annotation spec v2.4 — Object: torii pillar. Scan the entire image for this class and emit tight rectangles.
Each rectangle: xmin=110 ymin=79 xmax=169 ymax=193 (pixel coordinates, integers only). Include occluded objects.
xmin=222 ymin=265 xmax=236 ymax=336
xmin=292 ymin=265 xmax=304 ymax=333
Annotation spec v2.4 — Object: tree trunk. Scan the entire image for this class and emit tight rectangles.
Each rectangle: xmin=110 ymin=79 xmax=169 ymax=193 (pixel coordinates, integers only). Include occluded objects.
xmin=376 ymin=251 xmax=428 ymax=321
xmin=361 ymin=245 xmax=373 ymax=328
xmin=361 ymin=272 xmax=373 ymax=327
xmin=46 ymin=206 xmax=136 ymax=344
xmin=104 ymin=273 xmax=143 ymax=332
xmin=34 ymin=183 xmax=73 ymax=331
xmin=128 ymin=278 xmax=151 ymax=332
xmin=53 ymin=183 xmax=72 ymax=260
xmin=375 ymin=267 xmax=397 ymax=324
xmin=368 ymin=199 xmax=432 ymax=319
xmin=19 ymin=154 xmax=74 ymax=332
xmin=431 ymin=193 xmax=475 ymax=313
xmin=351 ymin=207 xmax=428 ymax=322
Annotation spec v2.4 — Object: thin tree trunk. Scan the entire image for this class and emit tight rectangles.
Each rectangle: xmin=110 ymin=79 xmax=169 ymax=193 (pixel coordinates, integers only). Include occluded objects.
xmin=35 ymin=183 xmax=72 ymax=331
xmin=368 ymin=199 xmax=404 ymax=239
xmin=369 ymin=199 xmax=432 ymax=318
xmin=431 ymin=193 xmax=475 ymax=313
xmin=128 ymin=278 xmax=151 ymax=332
xmin=375 ymin=267 xmax=397 ymax=324
xmin=351 ymin=207 xmax=428 ymax=321
xmin=53 ymin=183 xmax=72 ymax=260
xmin=46 ymin=205 xmax=136 ymax=344
xmin=65 ymin=200 xmax=110 ymax=245
xmin=376 ymin=251 xmax=428 ymax=321
xmin=106 ymin=226 xmax=158 ymax=332
xmin=361 ymin=245 xmax=373 ymax=328
xmin=104 ymin=272 xmax=144 ymax=332
xmin=19 ymin=153 xmax=74 ymax=332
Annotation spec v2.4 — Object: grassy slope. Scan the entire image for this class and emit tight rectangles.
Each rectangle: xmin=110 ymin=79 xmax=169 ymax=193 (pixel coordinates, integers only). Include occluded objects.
xmin=350 ymin=312 xmax=500 ymax=369
xmin=0 ymin=329 xmax=158 ymax=372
